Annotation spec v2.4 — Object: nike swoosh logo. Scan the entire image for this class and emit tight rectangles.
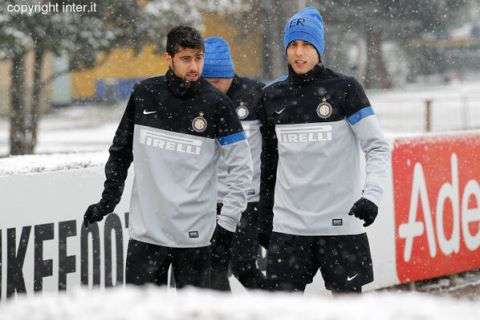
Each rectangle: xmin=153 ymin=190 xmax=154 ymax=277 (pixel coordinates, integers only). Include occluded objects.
xmin=347 ymin=274 xmax=358 ymax=281
xmin=143 ymin=110 xmax=157 ymax=115
xmin=274 ymin=107 xmax=286 ymax=115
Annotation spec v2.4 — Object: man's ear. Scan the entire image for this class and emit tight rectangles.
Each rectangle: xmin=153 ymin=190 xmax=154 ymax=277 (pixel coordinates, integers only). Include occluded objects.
xmin=164 ymin=52 xmax=173 ymax=69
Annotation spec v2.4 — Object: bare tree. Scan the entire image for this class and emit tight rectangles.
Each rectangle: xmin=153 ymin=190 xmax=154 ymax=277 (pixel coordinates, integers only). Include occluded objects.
xmin=0 ymin=0 xmax=241 ymax=155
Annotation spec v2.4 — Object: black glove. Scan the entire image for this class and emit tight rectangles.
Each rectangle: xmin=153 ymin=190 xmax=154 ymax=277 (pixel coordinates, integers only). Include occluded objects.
xmin=83 ymin=201 xmax=114 ymax=228
xmin=211 ymin=224 xmax=234 ymax=269
xmin=348 ymin=198 xmax=378 ymax=227
xmin=257 ymin=209 xmax=273 ymax=249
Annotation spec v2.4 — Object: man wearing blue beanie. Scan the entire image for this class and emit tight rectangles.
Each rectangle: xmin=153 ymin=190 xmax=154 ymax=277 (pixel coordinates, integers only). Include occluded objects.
xmin=202 ymin=36 xmax=267 ymax=291
xmin=203 ymin=37 xmax=235 ymax=82
xmin=283 ymin=6 xmax=325 ymax=57
xmin=258 ymin=7 xmax=390 ymax=294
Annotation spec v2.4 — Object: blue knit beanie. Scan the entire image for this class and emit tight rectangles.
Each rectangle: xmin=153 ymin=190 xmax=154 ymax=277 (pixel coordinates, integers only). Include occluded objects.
xmin=283 ymin=6 xmax=325 ymax=56
xmin=202 ymin=36 xmax=235 ymax=78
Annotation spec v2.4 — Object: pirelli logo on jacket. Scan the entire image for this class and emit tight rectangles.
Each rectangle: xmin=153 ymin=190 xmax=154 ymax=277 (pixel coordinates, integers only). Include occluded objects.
xmin=139 ymin=127 xmax=204 ymax=155
xmin=276 ymin=123 xmax=333 ymax=143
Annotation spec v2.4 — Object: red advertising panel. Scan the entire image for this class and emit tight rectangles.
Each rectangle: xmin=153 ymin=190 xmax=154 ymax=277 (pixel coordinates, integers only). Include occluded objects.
xmin=393 ymin=134 xmax=480 ymax=283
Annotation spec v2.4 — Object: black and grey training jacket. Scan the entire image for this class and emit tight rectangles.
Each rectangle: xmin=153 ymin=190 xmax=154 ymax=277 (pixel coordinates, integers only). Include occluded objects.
xmin=259 ymin=64 xmax=390 ymax=236
xmin=100 ymin=70 xmax=253 ymax=247
xmin=217 ymin=75 xmax=264 ymax=204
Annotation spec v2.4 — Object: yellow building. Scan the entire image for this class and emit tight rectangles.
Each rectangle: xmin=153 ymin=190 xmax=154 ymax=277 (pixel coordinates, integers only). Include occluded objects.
xmin=71 ymin=12 xmax=263 ymax=101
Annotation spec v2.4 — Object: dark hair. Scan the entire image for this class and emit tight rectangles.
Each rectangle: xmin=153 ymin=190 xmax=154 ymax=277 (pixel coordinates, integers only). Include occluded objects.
xmin=166 ymin=26 xmax=204 ymax=56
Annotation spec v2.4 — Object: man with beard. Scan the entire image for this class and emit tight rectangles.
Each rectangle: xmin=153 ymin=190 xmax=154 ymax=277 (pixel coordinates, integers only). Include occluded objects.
xmin=83 ymin=26 xmax=253 ymax=289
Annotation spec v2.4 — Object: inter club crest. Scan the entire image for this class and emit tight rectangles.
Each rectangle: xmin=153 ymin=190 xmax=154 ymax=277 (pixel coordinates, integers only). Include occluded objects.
xmin=236 ymin=102 xmax=249 ymax=120
xmin=192 ymin=112 xmax=207 ymax=132
xmin=316 ymin=97 xmax=333 ymax=119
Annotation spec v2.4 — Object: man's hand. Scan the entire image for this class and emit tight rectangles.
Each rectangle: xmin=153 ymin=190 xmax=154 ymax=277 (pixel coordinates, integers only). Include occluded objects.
xmin=257 ymin=209 xmax=273 ymax=249
xmin=83 ymin=202 xmax=114 ymax=228
xmin=348 ymin=198 xmax=378 ymax=227
xmin=216 ymin=203 xmax=223 ymax=215
xmin=211 ymin=225 xmax=234 ymax=269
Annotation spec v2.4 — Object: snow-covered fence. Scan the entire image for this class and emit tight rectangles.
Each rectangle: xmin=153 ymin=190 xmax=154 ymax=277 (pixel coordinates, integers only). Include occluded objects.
xmin=1 ymin=130 xmax=480 ymax=299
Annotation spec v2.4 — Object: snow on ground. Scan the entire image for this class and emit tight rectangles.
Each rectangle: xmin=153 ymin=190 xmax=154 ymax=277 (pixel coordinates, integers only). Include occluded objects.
xmin=0 ymin=79 xmax=479 ymax=157
xmin=0 ymin=151 xmax=107 ymax=176
xmin=0 ymin=103 xmax=123 ymax=156
xmin=1 ymin=286 xmax=480 ymax=320
xmin=370 ymin=79 xmax=480 ymax=133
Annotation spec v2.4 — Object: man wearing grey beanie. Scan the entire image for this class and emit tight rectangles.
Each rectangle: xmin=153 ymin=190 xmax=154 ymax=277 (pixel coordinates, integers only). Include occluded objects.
xmin=202 ymin=36 xmax=267 ymax=291
xmin=258 ymin=6 xmax=390 ymax=294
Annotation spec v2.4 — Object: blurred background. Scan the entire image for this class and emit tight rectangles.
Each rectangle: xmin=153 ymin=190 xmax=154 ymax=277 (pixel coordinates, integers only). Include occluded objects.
xmin=0 ymin=0 xmax=479 ymax=156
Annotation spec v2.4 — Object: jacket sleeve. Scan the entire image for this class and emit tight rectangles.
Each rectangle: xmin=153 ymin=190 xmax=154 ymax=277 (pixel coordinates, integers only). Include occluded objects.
xmin=215 ymin=99 xmax=253 ymax=232
xmin=345 ymin=78 xmax=391 ymax=206
xmin=100 ymin=87 xmax=137 ymax=209
xmin=258 ymin=93 xmax=278 ymax=215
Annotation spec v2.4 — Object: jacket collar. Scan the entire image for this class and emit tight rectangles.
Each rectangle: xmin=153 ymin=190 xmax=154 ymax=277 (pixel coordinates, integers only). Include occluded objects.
xmin=166 ymin=69 xmax=202 ymax=98
xmin=225 ymin=75 xmax=240 ymax=97
xmin=288 ymin=63 xmax=326 ymax=85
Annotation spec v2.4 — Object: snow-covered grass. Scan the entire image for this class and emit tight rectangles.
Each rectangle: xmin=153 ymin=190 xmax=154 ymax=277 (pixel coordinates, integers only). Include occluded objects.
xmin=1 ymin=286 xmax=479 ymax=320
xmin=370 ymin=79 xmax=480 ymax=134
xmin=0 ymin=104 xmax=122 ymax=156
xmin=0 ymin=151 xmax=107 ymax=176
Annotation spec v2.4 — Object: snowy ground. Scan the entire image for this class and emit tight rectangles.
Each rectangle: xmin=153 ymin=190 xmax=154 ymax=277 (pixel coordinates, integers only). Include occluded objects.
xmin=369 ymin=79 xmax=480 ymax=133
xmin=0 ymin=151 xmax=107 ymax=176
xmin=0 ymin=79 xmax=479 ymax=156
xmin=386 ymin=269 xmax=480 ymax=300
xmin=0 ymin=103 xmax=123 ymax=156
xmin=1 ymin=286 xmax=480 ymax=320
